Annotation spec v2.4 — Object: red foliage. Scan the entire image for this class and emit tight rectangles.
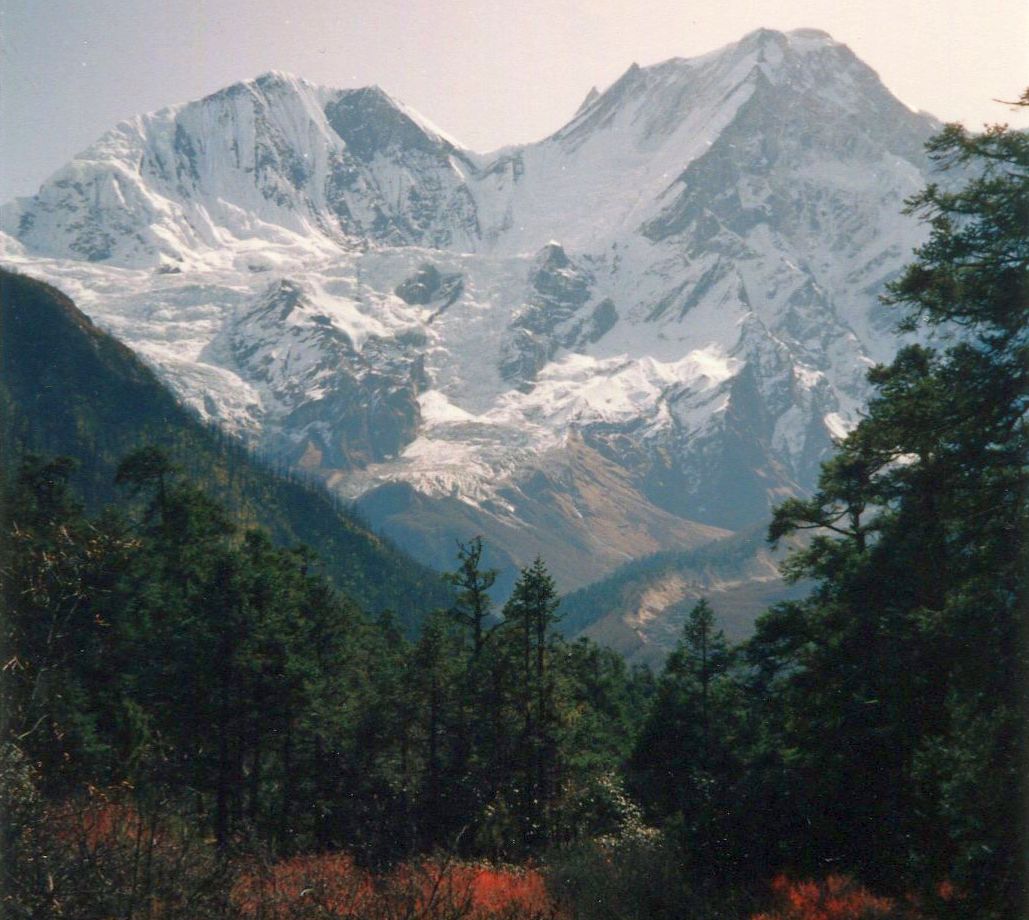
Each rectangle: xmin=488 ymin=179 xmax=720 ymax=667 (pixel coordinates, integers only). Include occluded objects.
xmin=751 ymin=874 xmax=965 ymax=920
xmin=934 ymin=880 xmax=956 ymax=902
xmin=436 ymin=863 xmax=555 ymax=916
xmin=752 ymin=875 xmax=908 ymax=920
xmin=44 ymin=797 xmax=156 ymax=851
xmin=233 ymin=852 xmax=562 ymax=919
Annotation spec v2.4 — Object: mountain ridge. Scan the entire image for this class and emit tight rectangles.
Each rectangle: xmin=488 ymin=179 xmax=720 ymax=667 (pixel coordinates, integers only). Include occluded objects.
xmin=559 ymin=525 xmax=810 ymax=663
xmin=0 ymin=27 xmax=935 ymax=599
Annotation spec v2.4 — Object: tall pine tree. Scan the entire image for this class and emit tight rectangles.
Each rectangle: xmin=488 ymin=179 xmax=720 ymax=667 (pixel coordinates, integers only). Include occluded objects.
xmin=756 ymin=97 xmax=1028 ymax=913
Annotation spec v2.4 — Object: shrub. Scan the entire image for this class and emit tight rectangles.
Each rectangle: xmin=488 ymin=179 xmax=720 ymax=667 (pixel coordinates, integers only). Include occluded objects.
xmin=751 ymin=875 xmax=911 ymax=920
xmin=545 ymin=834 xmax=755 ymax=920
xmin=233 ymin=853 xmax=561 ymax=919
xmin=0 ymin=750 xmax=236 ymax=918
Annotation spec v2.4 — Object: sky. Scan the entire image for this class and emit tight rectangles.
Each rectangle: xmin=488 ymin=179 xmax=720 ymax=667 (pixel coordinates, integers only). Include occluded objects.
xmin=1 ymin=0 xmax=1026 ymax=202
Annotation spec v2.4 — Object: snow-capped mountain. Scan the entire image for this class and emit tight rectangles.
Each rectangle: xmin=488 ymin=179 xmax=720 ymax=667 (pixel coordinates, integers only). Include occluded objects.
xmin=6 ymin=72 xmax=479 ymax=266
xmin=0 ymin=28 xmax=937 ymax=590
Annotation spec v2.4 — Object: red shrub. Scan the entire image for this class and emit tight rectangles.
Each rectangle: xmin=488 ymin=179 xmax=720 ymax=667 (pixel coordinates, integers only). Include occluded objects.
xmin=752 ymin=874 xmax=906 ymax=920
xmin=234 ymin=853 xmax=562 ymax=919
xmin=430 ymin=862 xmax=557 ymax=917
xmin=44 ymin=794 xmax=147 ymax=849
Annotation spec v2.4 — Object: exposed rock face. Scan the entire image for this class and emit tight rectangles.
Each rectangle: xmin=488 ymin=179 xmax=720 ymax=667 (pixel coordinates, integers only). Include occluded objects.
xmin=395 ymin=264 xmax=464 ymax=320
xmin=1 ymin=28 xmax=937 ymax=590
xmin=211 ymin=277 xmax=427 ymax=468
xmin=500 ymin=243 xmax=596 ymax=386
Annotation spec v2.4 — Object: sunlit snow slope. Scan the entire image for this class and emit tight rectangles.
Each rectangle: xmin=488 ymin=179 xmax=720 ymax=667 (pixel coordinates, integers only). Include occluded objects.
xmin=0 ymin=28 xmax=936 ymax=590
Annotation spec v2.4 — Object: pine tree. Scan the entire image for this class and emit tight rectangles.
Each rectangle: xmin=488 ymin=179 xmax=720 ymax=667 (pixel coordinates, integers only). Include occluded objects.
xmin=629 ymin=600 xmax=731 ymax=824
xmin=682 ymin=599 xmax=727 ymax=766
xmin=445 ymin=536 xmax=497 ymax=657
xmin=500 ymin=557 xmax=563 ymax=850
xmin=755 ymin=98 xmax=1028 ymax=911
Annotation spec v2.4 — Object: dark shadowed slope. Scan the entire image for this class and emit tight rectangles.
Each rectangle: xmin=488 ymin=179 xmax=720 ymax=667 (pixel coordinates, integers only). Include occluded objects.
xmin=0 ymin=268 xmax=452 ymax=625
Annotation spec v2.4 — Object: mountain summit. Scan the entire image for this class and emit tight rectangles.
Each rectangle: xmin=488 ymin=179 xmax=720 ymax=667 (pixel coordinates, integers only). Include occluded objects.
xmin=1 ymin=29 xmax=937 ymax=591
xmin=4 ymin=71 xmax=480 ymax=265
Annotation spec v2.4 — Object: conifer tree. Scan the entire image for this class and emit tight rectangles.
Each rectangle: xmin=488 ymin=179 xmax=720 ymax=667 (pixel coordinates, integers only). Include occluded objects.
xmin=682 ymin=599 xmax=727 ymax=765
xmin=630 ymin=599 xmax=731 ymax=825
xmin=445 ymin=536 xmax=497 ymax=656
xmin=755 ymin=98 xmax=1028 ymax=912
xmin=500 ymin=557 xmax=563 ymax=850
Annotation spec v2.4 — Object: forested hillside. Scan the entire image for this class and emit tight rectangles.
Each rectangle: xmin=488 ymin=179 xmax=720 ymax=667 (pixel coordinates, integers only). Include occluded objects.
xmin=0 ymin=269 xmax=452 ymax=623
xmin=559 ymin=527 xmax=810 ymax=662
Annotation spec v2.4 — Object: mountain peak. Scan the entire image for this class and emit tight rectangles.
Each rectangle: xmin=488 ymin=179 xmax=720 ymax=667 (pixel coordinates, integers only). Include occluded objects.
xmin=205 ymin=72 xmax=366 ymax=104
xmin=574 ymin=86 xmax=600 ymax=117
xmin=786 ymin=27 xmax=834 ymax=41
xmin=736 ymin=26 xmax=838 ymax=52
xmin=738 ymin=27 xmax=790 ymax=48
xmin=201 ymin=69 xmax=311 ymax=105
xmin=252 ymin=69 xmax=306 ymax=87
xmin=548 ymin=25 xmax=868 ymax=156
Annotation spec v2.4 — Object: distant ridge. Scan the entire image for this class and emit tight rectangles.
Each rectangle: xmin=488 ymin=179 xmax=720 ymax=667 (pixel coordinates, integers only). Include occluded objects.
xmin=560 ymin=526 xmax=810 ymax=663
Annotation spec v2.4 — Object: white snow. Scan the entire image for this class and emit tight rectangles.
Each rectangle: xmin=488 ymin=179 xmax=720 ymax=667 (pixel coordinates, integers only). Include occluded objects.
xmin=823 ymin=412 xmax=852 ymax=441
xmin=1 ymin=27 xmax=935 ymax=515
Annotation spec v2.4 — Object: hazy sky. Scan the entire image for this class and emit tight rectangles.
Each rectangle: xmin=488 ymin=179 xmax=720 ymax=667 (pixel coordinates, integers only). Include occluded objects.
xmin=1 ymin=0 xmax=1026 ymax=202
